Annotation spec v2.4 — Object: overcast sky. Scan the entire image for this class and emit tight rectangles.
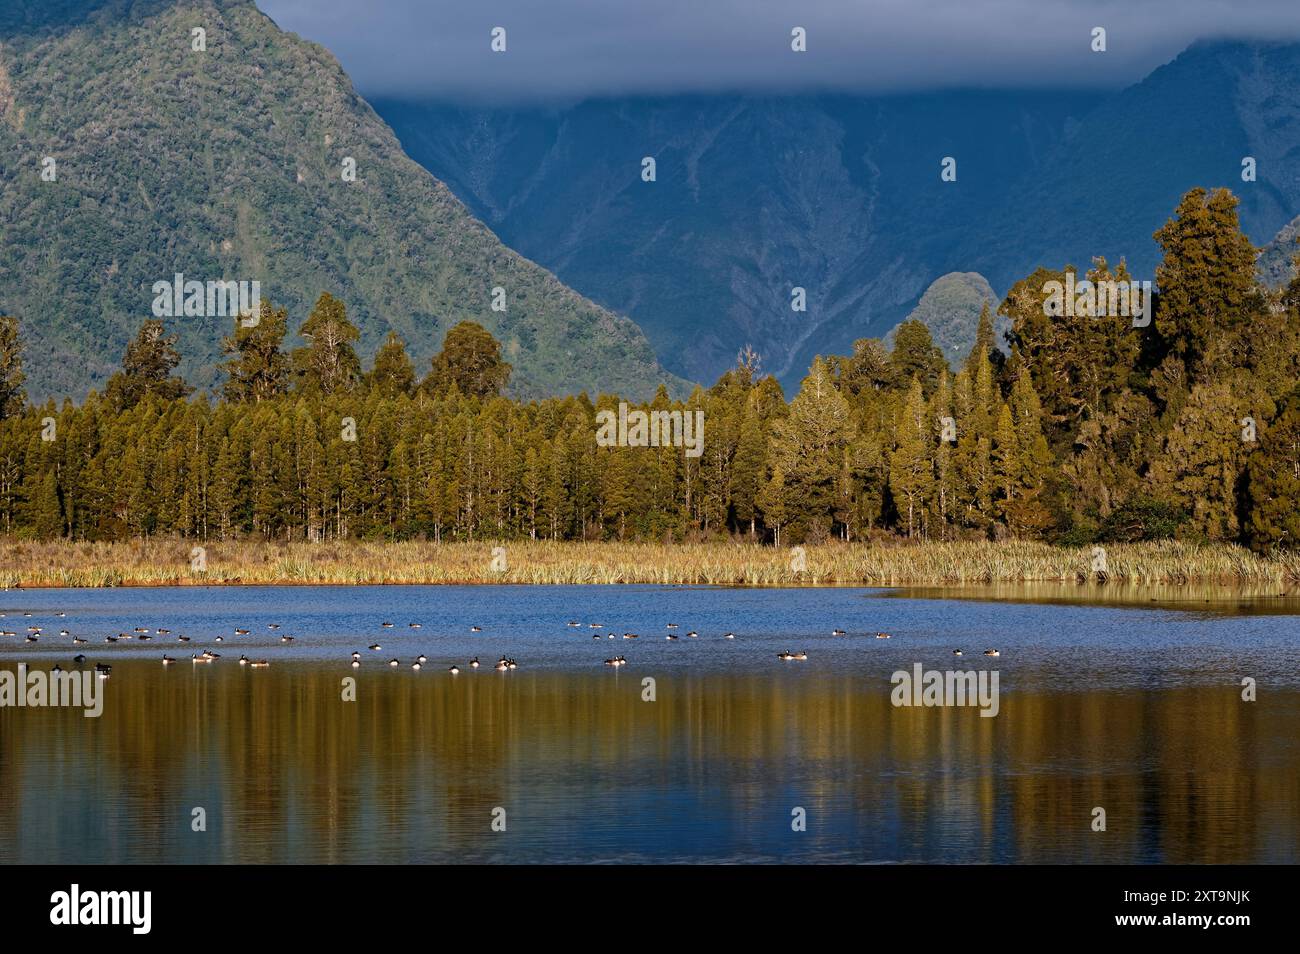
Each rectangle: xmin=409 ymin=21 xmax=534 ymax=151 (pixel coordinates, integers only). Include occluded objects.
xmin=256 ymin=0 xmax=1300 ymax=102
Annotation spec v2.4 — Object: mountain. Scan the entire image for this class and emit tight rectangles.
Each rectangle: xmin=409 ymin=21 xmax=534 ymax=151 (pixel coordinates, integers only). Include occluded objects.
xmin=376 ymin=92 xmax=1092 ymax=392
xmin=376 ymin=40 xmax=1300 ymax=394
xmin=0 ymin=0 xmax=684 ymax=401
xmin=885 ymin=272 xmax=1003 ymax=367
xmin=1260 ymin=214 xmax=1300 ymax=287
xmin=962 ymin=40 xmax=1300 ymax=291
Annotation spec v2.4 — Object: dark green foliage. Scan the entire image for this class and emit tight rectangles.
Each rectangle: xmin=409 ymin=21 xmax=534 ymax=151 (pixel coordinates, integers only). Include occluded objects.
xmin=1245 ymin=387 xmax=1300 ymax=552
xmin=424 ymin=321 xmax=511 ymax=398
xmin=0 ymin=315 xmax=25 ymax=420
xmin=103 ymin=320 xmax=193 ymax=411
xmin=1096 ymin=498 xmax=1187 ymax=543
xmin=0 ymin=0 xmax=682 ymax=402
xmin=4 ymin=188 xmax=1300 ymax=549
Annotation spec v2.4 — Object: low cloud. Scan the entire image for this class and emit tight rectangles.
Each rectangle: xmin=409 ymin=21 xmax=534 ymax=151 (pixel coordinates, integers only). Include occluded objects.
xmin=258 ymin=0 xmax=1300 ymax=102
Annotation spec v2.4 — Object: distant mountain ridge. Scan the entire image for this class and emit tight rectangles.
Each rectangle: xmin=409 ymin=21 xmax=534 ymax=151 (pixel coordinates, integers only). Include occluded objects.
xmin=377 ymin=39 xmax=1300 ymax=392
xmin=0 ymin=0 xmax=685 ymax=401
xmin=377 ymin=91 xmax=1092 ymax=392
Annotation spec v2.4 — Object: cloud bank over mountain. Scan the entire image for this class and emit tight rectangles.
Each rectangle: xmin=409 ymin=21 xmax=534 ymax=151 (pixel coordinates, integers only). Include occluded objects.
xmin=259 ymin=0 xmax=1300 ymax=101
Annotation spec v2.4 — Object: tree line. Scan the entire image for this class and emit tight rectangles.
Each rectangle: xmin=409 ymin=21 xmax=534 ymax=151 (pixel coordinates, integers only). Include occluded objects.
xmin=2 ymin=187 xmax=1299 ymax=550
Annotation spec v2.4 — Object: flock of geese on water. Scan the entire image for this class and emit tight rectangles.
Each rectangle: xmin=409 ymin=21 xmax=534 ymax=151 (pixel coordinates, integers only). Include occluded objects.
xmin=2 ymin=611 xmax=1002 ymax=677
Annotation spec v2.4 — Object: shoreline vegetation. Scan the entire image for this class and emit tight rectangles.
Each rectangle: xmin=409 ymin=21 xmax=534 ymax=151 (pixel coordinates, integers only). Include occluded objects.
xmin=4 ymin=189 xmax=1300 ymax=564
xmin=2 ymin=539 xmax=1297 ymax=589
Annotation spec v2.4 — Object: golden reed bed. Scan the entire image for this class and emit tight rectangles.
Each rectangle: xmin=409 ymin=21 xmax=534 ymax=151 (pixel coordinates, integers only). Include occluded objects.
xmin=2 ymin=538 xmax=1298 ymax=588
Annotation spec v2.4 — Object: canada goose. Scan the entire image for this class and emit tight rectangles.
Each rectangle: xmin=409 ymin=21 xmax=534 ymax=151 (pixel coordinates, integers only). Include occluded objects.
xmin=567 ymin=621 xmax=581 ymax=627
xmin=875 ymin=632 xmax=891 ymax=639
xmin=507 ymin=660 xmax=518 ymax=670
xmin=469 ymin=657 xmax=480 ymax=669
xmin=470 ymin=626 xmax=482 ymax=632
xmin=447 ymin=665 xmax=459 ymax=675
xmin=389 ymin=659 xmax=400 ymax=667
xmin=351 ymin=659 xmax=360 ymax=668
xmin=592 ymin=633 xmax=602 ymax=639
xmin=249 ymin=660 xmax=270 ymax=669
xmin=59 ymin=629 xmax=70 ymax=636
xmin=953 ymin=649 xmax=963 ymax=656
xmin=156 ymin=628 xmax=170 ymax=635
xmin=215 ymin=636 xmax=224 ymax=643
xmin=589 ymin=623 xmax=602 ymax=629
xmin=51 ymin=665 xmax=62 ymax=673
xmin=369 ymin=644 xmax=382 ymax=651
xmin=495 ymin=659 xmax=509 ymax=671
xmin=234 ymin=629 xmax=250 ymax=636
xmin=381 ymin=622 xmax=394 ymax=628
xmin=723 ymin=633 xmax=736 ymax=639
xmin=831 ymin=629 xmax=847 ymax=636
xmin=280 ymin=635 xmax=294 ymax=644
xmin=666 ymin=633 xmax=678 ymax=640
xmin=56 ymin=612 xmax=65 ymax=618
xmin=268 ymin=624 xmax=280 ymax=630
xmin=777 ymin=652 xmax=794 ymax=661
xmin=133 ymin=627 xmax=148 ymax=634
xmin=604 ymin=656 xmax=628 ymax=667
xmin=162 ymin=656 xmax=175 ymax=665
xmin=95 ymin=663 xmax=111 ymax=678
xmin=666 ymin=623 xmax=678 ymax=629
xmin=412 ymin=662 xmax=422 ymax=671
xmin=416 ymin=654 xmax=427 ymax=664
xmin=104 ymin=636 xmax=116 ymax=643
xmin=238 ymin=655 xmax=249 ymax=666
xmin=118 ymin=633 xmax=132 ymax=640
xmin=73 ymin=654 xmax=86 ymax=664
xmin=24 ymin=635 xmax=37 ymax=643
xmin=27 ymin=626 xmax=41 ymax=633
xmin=203 ymin=650 xmax=220 ymax=660
xmin=191 ymin=654 xmax=212 ymax=664
xmin=138 ymin=634 xmax=152 ymax=641
xmin=409 ymin=623 xmax=421 ymax=629
xmin=687 ymin=631 xmax=698 ymax=638
xmin=623 ymin=632 xmax=639 ymax=639
xmin=177 ymin=635 xmax=190 ymax=642
xmin=792 ymin=651 xmax=808 ymax=660
xmin=983 ymin=649 xmax=1000 ymax=657
xmin=72 ymin=636 xmax=87 ymax=645
xmin=351 ymin=651 xmax=361 ymax=661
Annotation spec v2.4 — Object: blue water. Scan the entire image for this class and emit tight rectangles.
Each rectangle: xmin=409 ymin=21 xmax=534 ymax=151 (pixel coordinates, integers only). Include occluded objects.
xmin=2 ymin=585 xmax=1298 ymax=863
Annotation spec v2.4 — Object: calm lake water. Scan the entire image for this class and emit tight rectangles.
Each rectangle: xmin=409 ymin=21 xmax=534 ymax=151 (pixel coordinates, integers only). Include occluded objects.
xmin=2 ymin=584 xmax=1299 ymax=863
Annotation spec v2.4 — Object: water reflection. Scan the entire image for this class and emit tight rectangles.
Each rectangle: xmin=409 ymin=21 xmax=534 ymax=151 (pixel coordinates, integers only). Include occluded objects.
xmin=2 ymin=662 xmax=1296 ymax=863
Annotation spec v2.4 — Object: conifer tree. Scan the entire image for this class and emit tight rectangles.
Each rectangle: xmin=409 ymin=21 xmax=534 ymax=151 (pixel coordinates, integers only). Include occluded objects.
xmin=1245 ymin=386 xmax=1300 ymax=551
xmin=425 ymin=321 xmax=512 ymax=398
xmin=221 ymin=302 xmax=291 ymax=403
xmin=1154 ymin=187 xmax=1261 ymax=375
xmin=368 ymin=330 xmax=416 ymax=397
xmin=889 ymin=378 xmax=934 ymax=539
xmin=293 ymin=292 xmax=361 ymax=395
xmin=104 ymin=319 xmax=193 ymax=411
xmin=0 ymin=315 xmax=25 ymax=420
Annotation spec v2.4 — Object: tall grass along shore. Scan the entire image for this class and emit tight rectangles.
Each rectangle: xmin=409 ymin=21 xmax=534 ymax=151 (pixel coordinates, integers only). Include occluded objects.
xmin=2 ymin=538 xmax=1297 ymax=589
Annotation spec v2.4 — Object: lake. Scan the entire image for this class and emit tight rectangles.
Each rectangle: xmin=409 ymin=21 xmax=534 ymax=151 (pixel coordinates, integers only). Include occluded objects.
xmin=2 ymin=584 xmax=1299 ymax=863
